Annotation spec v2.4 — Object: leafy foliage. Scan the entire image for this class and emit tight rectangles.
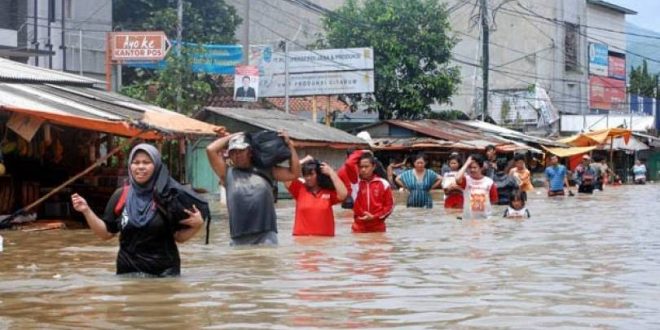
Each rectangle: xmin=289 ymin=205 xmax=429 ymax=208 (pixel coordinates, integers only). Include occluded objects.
xmin=628 ymin=60 xmax=659 ymax=98
xmin=114 ymin=0 xmax=241 ymax=115
xmin=318 ymin=0 xmax=461 ymax=120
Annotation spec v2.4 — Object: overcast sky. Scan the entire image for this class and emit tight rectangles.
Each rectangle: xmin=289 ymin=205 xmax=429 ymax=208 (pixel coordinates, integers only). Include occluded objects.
xmin=608 ymin=0 xmax=660 ymax=32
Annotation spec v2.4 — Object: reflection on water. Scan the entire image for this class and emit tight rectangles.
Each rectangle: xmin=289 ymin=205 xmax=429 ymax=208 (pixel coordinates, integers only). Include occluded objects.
xmin=1 ymin=184 xmax=660 ymax=328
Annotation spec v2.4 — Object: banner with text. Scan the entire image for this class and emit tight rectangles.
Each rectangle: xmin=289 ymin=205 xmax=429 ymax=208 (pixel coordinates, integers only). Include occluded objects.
xmin=589 ymin=76 xmax=626 ymax=111
xmin=589 ymin=43 xmax=609 ymax=76
xmin=259 ymin=70 xmax=375 ymax=97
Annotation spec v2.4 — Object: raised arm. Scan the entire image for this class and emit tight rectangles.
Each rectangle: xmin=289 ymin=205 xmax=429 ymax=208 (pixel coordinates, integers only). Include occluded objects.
xmin=455 ymin=156 xmax=473 ymax=185
xmin=206 ymin=133 xmax=237 ymax=185
xmin=273 ymin=130 xmax=301 ymax=182
xmin=321 ymin=162 xmax=348 ymax=202
xmin=71 ymin=193 xmax=114 ymax=240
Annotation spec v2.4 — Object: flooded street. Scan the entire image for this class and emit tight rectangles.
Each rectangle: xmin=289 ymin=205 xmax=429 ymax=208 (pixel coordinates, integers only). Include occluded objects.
xmin=1 ymin=184 xmax=659 ymax=329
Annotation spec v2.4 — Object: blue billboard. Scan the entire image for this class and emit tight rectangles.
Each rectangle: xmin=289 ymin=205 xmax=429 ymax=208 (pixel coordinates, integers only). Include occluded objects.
xmin=126 ymin=43 xmax=243 ymax=74
xmin=589 ymin=43 xmax=608 ymax=76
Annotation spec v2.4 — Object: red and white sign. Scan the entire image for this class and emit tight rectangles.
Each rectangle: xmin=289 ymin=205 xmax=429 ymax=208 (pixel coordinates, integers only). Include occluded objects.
xmin=608 ymin=56 xmax=626 ymax=80
xmin=589 ymin=76 xmax=626 ymax=111
xmin=110 ymin=31 xmax=171 ymax=61
xmin=234 ymin=65 xmax=260 ymax=102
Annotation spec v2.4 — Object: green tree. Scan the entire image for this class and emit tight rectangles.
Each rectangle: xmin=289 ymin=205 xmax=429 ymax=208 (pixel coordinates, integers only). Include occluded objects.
xmin=318 ymin=0 xmax=460 ymax=119
xmin=629 ymin=60 xmax=659 ymax=98
xmin=114 ymin=0 xmax=241 ymax=115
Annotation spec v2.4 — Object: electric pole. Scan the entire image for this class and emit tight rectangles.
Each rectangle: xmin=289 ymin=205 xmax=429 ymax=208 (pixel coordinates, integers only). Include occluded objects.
xmin=176 ymin=0 xmax=183 ymax=112
xmin=480 ymin=0 xmax=489 ymax=121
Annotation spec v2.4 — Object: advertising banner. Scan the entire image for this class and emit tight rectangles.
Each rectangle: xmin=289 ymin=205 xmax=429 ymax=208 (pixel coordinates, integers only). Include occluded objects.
xmin=589 ymin=43 xmax=608 ymax=76
xmin=234 ymin=65 xmax=259 ymax=102
xmin=608 ymin=56 xmax=626 ymax=80
xmin=251 ymin=47 xmax=374 ymax=74
xmin=589 ymin=76 xmax=626 ymax=111
xmin=111 ymin=31 xmax=171 ymax=61
xmin=127 ymin=43 xmax=243 ymax=74
xmin=259 ymin=70 xmax=375 ymax=97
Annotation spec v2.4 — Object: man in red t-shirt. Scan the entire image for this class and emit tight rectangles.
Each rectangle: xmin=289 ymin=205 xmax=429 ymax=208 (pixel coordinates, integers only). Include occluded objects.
xmin=286 ymin=159 xmax=347 ymax=236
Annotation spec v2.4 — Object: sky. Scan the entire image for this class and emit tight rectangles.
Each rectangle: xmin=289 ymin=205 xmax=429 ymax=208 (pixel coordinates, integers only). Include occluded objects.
xmin=609 ymin=0 xmax=660 ymax=32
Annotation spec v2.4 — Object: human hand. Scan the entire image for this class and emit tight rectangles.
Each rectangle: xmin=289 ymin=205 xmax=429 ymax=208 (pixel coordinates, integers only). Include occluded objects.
xmin=278 ymin=130 xmax=293 ymax=146
xmin=180 ymin=205 xmax=203 ymax=229
xmin=213 ymin=126 xmax=228 ymax=137
xmin=300 ymin=155 xmax=314 ymax=164
xmin=71 ymin=193 xmax=90 ymax=214
xmin=319 ymin=162 xmax=335 ymax=176
xmin=358 ymin=212 xmax=374 ymax=221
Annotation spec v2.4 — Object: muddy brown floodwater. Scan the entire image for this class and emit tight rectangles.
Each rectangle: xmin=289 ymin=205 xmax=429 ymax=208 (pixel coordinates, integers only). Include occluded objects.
xmin=0 ymin=184 xmax=659 ymax=329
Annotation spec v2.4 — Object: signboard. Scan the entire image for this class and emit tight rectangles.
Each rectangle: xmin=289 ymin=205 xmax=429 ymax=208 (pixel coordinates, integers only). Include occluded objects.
xmin=111 ymin=31 xmax=171 ymax=61
xmin=234 ymin=65 xmax=259 ymax=102
xmin=589 ymin=76 xmax=626 ymax=111
xmin=588 ymin=43 xmax=608 ymax=76
xmin=259 ymin=70 xmax=375 ymax=97
xmin=127 ymin=43 xmax=243 ymax=74
xmin=7 ymin=113 xmax=44 ymax=142
xmin=251 ymin=47 xmax=374 ymax=74
xmin=608 ymin=55 xmax=626 ymax=80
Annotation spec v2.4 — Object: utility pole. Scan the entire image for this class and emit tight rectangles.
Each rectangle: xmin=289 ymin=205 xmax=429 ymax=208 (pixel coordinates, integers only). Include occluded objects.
xmin=33 ymin=0 xmax=39 ymax=66
xmin=176 ymin=0 xmax=183 ymax=112
xmin=284 ymin=41 xmax=290 ymax=114
xmin=480 ymin=0 xmax=489 ymax=121
xmin=61 ymin=0 xmax=66 ymax=71
xmin=243 ymin=0 xmax=250 ymax=65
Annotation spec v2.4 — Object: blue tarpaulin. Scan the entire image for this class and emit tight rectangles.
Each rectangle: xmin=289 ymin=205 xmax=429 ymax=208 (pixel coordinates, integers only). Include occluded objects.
xmin=126 ymin=43 xmax=243 ymax=74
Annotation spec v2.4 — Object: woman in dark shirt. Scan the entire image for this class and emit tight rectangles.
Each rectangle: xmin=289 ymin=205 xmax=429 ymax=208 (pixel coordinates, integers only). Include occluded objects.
xmin=71 ymin=144 xmax=203 ymax=276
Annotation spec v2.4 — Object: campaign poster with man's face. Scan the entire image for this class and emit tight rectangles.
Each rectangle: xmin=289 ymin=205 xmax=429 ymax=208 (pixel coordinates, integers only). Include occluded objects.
xmin=234 ymin=65 xmax=259 ymax=102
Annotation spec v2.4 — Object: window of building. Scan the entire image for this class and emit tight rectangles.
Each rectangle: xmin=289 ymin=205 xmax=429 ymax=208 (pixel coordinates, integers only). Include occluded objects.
xmin=564 ymin=22 xmax=578 ymax=72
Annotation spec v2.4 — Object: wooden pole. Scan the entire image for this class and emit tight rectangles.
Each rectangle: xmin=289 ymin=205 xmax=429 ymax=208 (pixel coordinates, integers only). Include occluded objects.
xmin=312 ymin=96 xmax=317 ymax=123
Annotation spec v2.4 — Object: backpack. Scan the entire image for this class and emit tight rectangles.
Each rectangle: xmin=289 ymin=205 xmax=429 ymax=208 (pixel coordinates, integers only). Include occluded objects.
xmin=246 ymin=130 xmax=291 ymax=169
xmin=581 ymin=169 xmax=594 ymax=186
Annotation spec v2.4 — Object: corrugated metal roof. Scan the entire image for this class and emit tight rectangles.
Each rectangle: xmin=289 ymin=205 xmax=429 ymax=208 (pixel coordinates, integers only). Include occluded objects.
xmin=0 ymin=83 xmax=219 ymax=137
xmin=452 ymin=120 xmax=567 ymax=147
xmin=0 ymin=57 xmax=101 ymax=86
xmin=383 ymin=119 xmax=511 ymax=144
xmin=201 ymin=107 xmax=368 ymax=146
xmin=371 ymin=137 xmax=481 ymax=151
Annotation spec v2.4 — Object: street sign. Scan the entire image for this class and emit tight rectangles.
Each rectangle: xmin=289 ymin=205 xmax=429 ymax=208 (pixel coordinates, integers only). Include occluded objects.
xmin=126 ymin=43 xmax=243 ymax=74
xmin=259 ymin=70 xmax=374 ymax=97
xmin=110 ymin=31 xmax=171 ymax=61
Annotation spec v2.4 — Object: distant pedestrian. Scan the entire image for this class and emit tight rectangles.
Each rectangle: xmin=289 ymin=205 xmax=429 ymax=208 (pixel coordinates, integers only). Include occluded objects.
xmin=575 ymin=155 xmax=596 ymax=194
xmin=483 ymin=145 xmax=497 ymax=179
xmin=493 ymin=159 xmax=519 ymax=206
xmin=509 ymin=153 xmax=534 ymax=200
xmin=395 ymin=153 xmax=442 ymax=208
xmin=503 ymin=190 xmax=531 ymax=219
xmin=632 ymin=159 xmax=647 ymax=184
xmin=544 ymin=155 xmax=570 ymax=197
xmin=455 ymin=154 xmax=499 ymax=219
xmin=442 ymin=153 xmax=464 ymax=209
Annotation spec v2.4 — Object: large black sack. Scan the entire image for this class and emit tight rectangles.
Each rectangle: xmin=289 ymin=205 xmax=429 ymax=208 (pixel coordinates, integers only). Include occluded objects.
xmin=246 ymin=130 xmax=291 ymax=169
xmin=154 ymin=166 xmax=212 ymax=244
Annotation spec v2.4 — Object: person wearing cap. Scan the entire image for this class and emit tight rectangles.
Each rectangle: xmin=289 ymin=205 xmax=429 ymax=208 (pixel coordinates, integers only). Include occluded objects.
xmin=206 ymin=131 xmax=300 ymax=246
xmin=574 ymin=154 xmax=596 ymax=194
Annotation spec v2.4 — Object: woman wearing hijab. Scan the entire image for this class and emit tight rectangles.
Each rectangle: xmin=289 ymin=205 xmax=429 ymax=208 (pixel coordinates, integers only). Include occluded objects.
xmin=71 ymin=144 xmax=204 ymax=277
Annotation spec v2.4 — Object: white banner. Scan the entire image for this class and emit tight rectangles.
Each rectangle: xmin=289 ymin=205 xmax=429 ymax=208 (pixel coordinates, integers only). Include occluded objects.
xmin=259 ymin=70 xmax=375 ymax=97
xmin=251 ymin=46 xmax=374 ymax=74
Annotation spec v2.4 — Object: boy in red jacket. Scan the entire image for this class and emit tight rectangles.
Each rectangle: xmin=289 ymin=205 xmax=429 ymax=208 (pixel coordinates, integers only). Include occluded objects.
xmin=351 ymin=153 xmax=394 ymax=232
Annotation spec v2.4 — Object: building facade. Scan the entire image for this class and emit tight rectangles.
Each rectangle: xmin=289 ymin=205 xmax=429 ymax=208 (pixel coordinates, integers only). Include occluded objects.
xmin=0 ymin=0 xmax=111 ymax=79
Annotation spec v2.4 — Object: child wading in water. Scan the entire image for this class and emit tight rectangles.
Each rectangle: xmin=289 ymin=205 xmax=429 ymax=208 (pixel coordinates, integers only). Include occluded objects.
xmin=442 ymin=154 xmax=464 ymax=209
xmin=455 ymin=154 xmax=498 ymax=220
xmin=503 ymin=190 xmax=531 ymax=219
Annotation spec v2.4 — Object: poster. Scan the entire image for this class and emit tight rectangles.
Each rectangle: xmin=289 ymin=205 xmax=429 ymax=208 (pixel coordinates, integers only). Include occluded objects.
xmin=589 ymin=43 xmax=608 ymax=76
xmin=608 ymin=55 xmax=626 ymax=80
xmin=234 ymin=65 xmax=259 ymax=102
xmin=589 ymin=76 xmax=626 ymax=111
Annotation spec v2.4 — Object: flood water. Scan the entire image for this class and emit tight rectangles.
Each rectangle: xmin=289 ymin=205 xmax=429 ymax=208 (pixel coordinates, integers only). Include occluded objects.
xmin=1 ymin=184 xmax=659 ymax=329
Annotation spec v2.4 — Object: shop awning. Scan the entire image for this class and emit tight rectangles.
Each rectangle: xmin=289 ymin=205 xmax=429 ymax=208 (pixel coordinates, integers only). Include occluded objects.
xmin=541 ymin=145 xmax=598 ymax=158
xmin=0 ymin=83 xmax=221 ymax=138
xmin=557 ymin=128 xmax=632 ymax=147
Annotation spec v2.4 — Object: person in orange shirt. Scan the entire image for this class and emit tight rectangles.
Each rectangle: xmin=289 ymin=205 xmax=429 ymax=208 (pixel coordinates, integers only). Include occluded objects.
xmin=285 ymin=158 xmax=347 ymax=236
xmin=509 ymin=153 xmax=534 ymax=200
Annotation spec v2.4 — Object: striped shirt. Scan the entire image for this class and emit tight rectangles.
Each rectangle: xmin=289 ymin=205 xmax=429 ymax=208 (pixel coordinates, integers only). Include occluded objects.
xmin=399 ymin=169 xmax=440 ymax=208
